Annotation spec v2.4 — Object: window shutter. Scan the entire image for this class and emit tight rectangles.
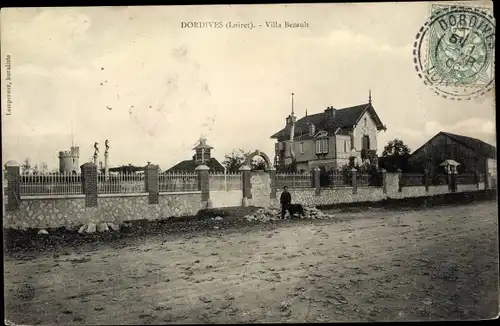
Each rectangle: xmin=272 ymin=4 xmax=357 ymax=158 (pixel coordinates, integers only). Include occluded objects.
xmin=322 ymin=139 xmax=329 ymax=153
xmin=316 ymin=140 xmax=321 ymax=154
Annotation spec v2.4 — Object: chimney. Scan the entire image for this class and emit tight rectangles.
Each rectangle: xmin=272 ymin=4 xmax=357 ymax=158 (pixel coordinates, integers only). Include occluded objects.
xmin=324 ymin=106 xmax=336 ymax=125
xmin=285 ymin=114 xmax=296 ymax=127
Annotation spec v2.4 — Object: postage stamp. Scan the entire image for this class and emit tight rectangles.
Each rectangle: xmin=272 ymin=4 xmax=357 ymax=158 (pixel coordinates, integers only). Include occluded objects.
xmin=413 ymin=3 xmax=495 ymax=100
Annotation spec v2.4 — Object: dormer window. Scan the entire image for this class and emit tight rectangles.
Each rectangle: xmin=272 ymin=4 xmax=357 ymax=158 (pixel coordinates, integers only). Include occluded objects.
xmin=309 ymin=123 xmax=315 ymax=136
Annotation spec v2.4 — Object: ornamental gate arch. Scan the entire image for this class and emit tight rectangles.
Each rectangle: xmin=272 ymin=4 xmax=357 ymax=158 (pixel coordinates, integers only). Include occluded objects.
xmin=240 ymin=150 xmax=277 ymax=208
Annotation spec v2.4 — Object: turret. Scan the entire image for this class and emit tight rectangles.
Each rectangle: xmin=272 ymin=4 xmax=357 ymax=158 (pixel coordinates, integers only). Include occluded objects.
xmin=192 ymin=137 xmax=213 ymax=165
xmin=58 ymin=146 xmax=80 ymax=174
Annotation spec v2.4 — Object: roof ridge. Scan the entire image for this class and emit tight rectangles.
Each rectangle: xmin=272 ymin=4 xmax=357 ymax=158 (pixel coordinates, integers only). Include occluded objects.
xmin=442 ymin=131 xmax=495 ymax=146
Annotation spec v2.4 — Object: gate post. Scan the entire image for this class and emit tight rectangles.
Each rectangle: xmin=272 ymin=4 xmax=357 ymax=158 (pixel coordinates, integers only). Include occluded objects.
xmin=81 ymin=163 xmax=98 ymax=208
xmin=240 ymin=165 xmax=251 ymax=206
xmin=484 ymin=172 xmax=490 ymax=190
xmin=195 ymin=165 xmax=211 ymax=208
xmin=269 ymin=167 xmax=276 ymax=199
xmin=397 ymin=169 xmax=403 ymax=193
xmin=424 ymin=169 xmax=429 ymax=192
xmin=313 ymin=167 xmax=321 ymax=196
xmin=145 ymin=163 xmax=159 ymax=205
xmin=381 ymin=168 xmax=387 ymax=194
xmin=451 ymin=171 xmax=457 ymax=192
xmin=5 ymin=161 xmax=21 ymax=212
xmin=351 ymin=168 xmax=357 ymax=195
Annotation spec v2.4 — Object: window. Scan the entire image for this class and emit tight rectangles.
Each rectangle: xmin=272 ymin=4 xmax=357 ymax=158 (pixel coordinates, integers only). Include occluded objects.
xmin=316 ymin=139 xmax=329 ymax=154
xmin=322 ymin=139 xmax=329 ymax=154
xmin=364 ymin=117 xmax=367 ymax=126
xmin=362 ymin=135 xmax=370 ymax=150
xmin=343 ymin=140 xmax=347 ymax=153
xmin=316 ymin=140 xmax=322 ymax=154
xmin=300 ymin=142 xmax=304 ymax=154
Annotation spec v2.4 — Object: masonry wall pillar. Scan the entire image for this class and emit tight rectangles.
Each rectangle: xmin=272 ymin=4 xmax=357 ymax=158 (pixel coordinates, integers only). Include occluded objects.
xmin=484 ymin=172 xmax=490 ymax=190
xmin=351 ymin=168 xmax=357 ymax=195
xmin=381 ymin=169 xmax=387 ymax=194
xmin=81 ymin=163 xmax=98 ymax=207
xmin=195 ymin=165 xmax=211 ymax=208
xmin=313 ymin=167 xmax=321 ymax=196
xmin=5 ymin=161 xmax=21 ymax=212
xmin=424 ymin=169 xmax=429 ymax=192
xmin=397 ymin=169 xmax=403 ymax=193
xmin=269 ymin=167 xmax=276 ymax=199
xmin=240 ymin=165 xmax=251 ymax=206
xmin=145 ymin=163 xmax=159 ymax=205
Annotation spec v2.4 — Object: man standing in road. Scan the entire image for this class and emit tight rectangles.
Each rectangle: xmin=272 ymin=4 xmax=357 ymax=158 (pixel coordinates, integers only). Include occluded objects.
xmin=280 ymin=186 xmax=291 ymax=219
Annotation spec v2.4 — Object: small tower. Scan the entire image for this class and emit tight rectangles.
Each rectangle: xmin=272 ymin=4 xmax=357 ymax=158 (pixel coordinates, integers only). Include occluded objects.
xmin=58 ymin=146 xmax=80 ymax=174
xmin=192 ymin=137 xmax=213 ymax=166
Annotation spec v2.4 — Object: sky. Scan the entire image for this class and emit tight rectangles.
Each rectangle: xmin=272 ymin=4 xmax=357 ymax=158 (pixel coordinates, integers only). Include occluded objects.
xmin=1 ymin=3 xmax=496 ymax=171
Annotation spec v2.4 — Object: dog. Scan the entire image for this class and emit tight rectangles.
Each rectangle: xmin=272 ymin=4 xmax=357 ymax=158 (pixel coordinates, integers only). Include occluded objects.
xmin=285 ymin=204 xmax=305 ymax=219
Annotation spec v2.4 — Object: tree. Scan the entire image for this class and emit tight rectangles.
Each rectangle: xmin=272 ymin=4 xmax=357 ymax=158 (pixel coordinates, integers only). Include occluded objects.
xmin=223 ymin=149 xmax=268 ymax=172
xmin=21 ymin=158 xmax=32 ymax=175
xmin=380 ymin=139 xmax=411 ymax=172
xmin=32 ymin=164 xmax=39 ymax=175
xmin=252 ymin=157 xmax=266 ymax=170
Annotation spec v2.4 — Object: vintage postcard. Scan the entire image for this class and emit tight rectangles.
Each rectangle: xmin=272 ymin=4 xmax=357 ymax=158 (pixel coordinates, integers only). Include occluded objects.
xmin=2 ymin=2 xmax=497 ymax=324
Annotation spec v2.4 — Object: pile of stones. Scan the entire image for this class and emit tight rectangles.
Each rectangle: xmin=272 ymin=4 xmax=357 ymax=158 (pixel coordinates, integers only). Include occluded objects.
xmin=243 ymin=206 xmax=337 ymax=222
xmin=77 ymin=222 xmax=120 ymax=234
xmin=34 ymin=222 xmax=120 ymax=235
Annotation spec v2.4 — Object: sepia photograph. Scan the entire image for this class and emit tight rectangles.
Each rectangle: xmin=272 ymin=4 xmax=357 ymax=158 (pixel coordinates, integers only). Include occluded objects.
xmin=2 ymin=2 xmax=498 ymax=324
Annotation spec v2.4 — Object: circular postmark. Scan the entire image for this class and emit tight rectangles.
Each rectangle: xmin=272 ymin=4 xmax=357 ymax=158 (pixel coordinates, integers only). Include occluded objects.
xmin=414 ymin=4 xmax=495 ymax=100
xmin=16 ymin=283 xmax=35 ymax=301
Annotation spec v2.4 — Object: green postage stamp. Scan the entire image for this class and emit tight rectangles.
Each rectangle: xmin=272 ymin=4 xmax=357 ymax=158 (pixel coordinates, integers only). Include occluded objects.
xmin=413 ymin=3 xmax=495 ymax=100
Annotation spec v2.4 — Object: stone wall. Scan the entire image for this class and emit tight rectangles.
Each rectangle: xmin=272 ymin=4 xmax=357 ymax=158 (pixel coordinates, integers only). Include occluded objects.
xmin=248 ymin=172 xmax=272 ymax=208
xmin=274 ymin=182 xmax=487 ymax=208
xmin=276 ymin=187 xmax=386 ymax=208
xmin=3 ymin=160 xmax=491 ymax=230
xmin=3 ymin=192 xmax=202 ymax=229
xmin=210 ymin=190 xmax=242 ymax=208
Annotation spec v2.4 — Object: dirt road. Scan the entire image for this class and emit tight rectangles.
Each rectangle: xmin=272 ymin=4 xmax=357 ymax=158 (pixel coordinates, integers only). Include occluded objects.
xmin=4 ymin=202 xmax=499 ymax=324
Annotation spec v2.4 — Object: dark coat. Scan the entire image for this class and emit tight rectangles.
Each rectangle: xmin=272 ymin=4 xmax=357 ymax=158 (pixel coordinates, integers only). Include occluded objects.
xmin=280 ymin=190 xmax=291 ymax=205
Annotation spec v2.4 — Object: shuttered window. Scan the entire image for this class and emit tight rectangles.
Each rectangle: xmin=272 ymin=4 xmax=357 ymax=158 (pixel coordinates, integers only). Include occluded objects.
xmin=316 ymin=138 xmax=329 ymax=154
xmin=315 ymin=140 xmax=322 ymax=154
xmin=322 ymin=139 xmax=329 ymax=154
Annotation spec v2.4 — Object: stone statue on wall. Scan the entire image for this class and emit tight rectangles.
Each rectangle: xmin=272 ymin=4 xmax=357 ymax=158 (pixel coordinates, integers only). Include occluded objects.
xmin=94 ymin=142 xmax=99 ymax=157
xmin=105 ymin=139 xmax=110 ymax=154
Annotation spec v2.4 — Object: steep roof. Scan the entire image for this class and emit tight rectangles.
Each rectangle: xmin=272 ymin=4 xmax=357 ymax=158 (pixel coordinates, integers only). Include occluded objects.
xmin=411 ymin=131 xmax=496 ymax=159
xmin=165 ymin=158 xmax=225 ymax=173
xmin=107 ymin=165 xmax=147 ymax=173
xmin=270 ymin=103 xmax=386 ymax=140
xmin=441 ymin=132 xmax=496 ymax=159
